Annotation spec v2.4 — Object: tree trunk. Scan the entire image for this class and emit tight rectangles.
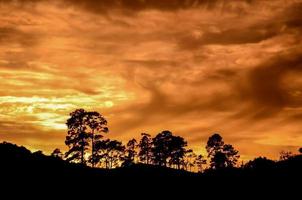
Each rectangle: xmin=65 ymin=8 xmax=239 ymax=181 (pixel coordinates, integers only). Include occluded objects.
xmin=146 ymin=153 xmax=149 ymax=165
xmin=81 ymin=138 xmax=84 ymax=165
xmin=105 ymin=159 xmax=108 ymax=169
xmin=91 ymin=129 xmax=94 ymax=168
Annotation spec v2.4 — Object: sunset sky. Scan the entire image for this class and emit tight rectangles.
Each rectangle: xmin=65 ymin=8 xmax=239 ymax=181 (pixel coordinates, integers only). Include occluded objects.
xmin=1 ymin=0 xmax=302 ymax=161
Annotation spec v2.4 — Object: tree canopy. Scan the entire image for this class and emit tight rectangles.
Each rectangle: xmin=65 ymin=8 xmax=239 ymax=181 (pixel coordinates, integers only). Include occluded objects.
xmin=62 ymin=109 xmax=243 ymax=172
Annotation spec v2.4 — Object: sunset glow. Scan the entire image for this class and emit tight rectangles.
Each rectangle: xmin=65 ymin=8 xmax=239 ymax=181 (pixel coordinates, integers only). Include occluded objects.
xmin=1 ymin=0 xmax=302 ymax=160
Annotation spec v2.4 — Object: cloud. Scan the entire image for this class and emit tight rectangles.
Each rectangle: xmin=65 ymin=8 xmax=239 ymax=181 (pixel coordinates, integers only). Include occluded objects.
xmin=178 ymin=1 xmax=302 ymax=49
xmin=0 ymin=120 xmax=66 ymax=152
xmin=178 ymin=25 xmax=280 ymax=49
xmin=235 ymin=48 xmax=302 ymax=118
xmin=58 ymin=0 xmax=245 ymax=14
xmin=1 ymin=0 xmax=302 ymax=160
xmin=0 ymin=26 xmax=38 ymax=46
xmin=0 ymin=0 xmax=260 ymax=14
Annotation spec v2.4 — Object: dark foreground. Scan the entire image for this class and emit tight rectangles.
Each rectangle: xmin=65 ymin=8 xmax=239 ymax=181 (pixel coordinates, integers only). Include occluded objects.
xmin=1 ymin=142 xmax=301 ymax=194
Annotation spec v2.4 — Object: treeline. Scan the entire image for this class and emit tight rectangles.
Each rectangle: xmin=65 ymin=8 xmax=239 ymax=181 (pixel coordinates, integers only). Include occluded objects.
xmin=51 ymin=109 xmax=302 ymax=172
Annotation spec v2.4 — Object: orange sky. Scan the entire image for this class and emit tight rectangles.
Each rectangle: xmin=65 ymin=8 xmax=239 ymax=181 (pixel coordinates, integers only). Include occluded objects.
xmin=0 ymin=0 xmax=302 ymax=161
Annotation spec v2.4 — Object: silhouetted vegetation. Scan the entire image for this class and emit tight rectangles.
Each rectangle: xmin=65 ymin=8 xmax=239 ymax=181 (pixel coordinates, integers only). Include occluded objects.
xmin=122 ymin=138 xmax=138 ymax=167
xmin=65 ymin=109 xmax=108 ymax=166
xmin=138 ymin=133 xmax=152 ymax=164
xmin=206 ymin=133 xmax=239 ymax=169
xmin=1 ymin=108 xmax=302 ymax=183
xmin=51 ymin=148 xmax=63 ymax=159
xmin=279 ymin=150 xmax=293 ymax=161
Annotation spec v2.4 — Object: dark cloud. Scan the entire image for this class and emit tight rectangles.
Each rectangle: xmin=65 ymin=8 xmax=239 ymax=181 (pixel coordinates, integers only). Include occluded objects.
xmin=62 ymin=0 xmax=265 ymax=14
xmin=64 ymin=0 xmax=201 ymax=12
xmin=236 ymin=48 xmax=302 ymax=118
xmin=282 ymin=2 xmax=302 ymax=29
xmin=178 ymin=1 xmax=302 ymax=49
xmin=205 ymin=68 xmax=239 ymax=81
xmin=0 ymin=26 xmax=38 ymax=46
xmin=0 ymin=0 xmax=255 ymax=13
xmin=115 ymin=45 xmax=302 ymax=131
xmin=124 ymin=59 xmax=179 ymax=68
xmin=179 ymin=25 xmax=280 ymax=49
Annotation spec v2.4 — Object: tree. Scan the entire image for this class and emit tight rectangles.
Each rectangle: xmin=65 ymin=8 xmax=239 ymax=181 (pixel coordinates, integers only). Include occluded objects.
xmin=152 ymin=130 xmax=188 ymax=168
xmin=206 ymin=133 xmax=224 ymax=158
xmin=223 ymin=144 xmax=240 ymax=167
xmin=65 ymin=109 xmax=108 ymax=166
xmin=279 ymin=150 xmax=293 ymax=161
xmin=122 ymin=138 xmax=137 ymax=167
xmin=85 ymin=111 xmax=108 ymax=167
xmin=92 ymin=139 xmax=108 ymax=168
xmin=244 ymin=157 xmax=275 ymax=169
xmin=106 ymin=140 xmax=125 ymax=169
xmin=206 ymin=133 xmax=224 ymax=169
xmin=169 ymin=136 xmax=187 ymax=169
xmin=206 ymin=133 xmax=240 ymax=169
xmin=94 ymin=139 xmax=125 ymax=169
xmin=65 ymin=109 xmax=90 ymax=164
xmin=184 ymin=149 xmax=196 ymax=171
xmin=212 ymin=151 xmax=228 ymax=169
xmin=51 ymin=148 xmax=63 ymax=159
xmin=138 ymin=133 xmax=153 ymax=164
xmin=194 ymin=154 xmax=207 ymax=173
xmin=152 ymin=130 xmax=173 ymax=167
xmin=299 ymin=147 xmax=302 ymax=154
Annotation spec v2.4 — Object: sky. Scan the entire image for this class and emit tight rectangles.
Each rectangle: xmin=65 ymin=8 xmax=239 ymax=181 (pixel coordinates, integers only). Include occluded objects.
xmin=0 ymin=0 xmax=302 ymax=161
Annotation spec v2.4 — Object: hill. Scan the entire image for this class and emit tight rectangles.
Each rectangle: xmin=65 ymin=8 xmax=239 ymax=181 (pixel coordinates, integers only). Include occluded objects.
xmin=1 ymin=141 xmax=301 ymax=192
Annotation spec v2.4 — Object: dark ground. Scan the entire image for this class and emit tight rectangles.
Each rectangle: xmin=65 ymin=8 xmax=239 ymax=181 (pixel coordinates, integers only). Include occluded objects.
xmin=0 ymin=142 xmax=301 ymax=196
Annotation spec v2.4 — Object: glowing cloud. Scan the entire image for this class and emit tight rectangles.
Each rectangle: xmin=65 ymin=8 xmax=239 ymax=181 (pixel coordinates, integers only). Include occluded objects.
xmin=0 ymin=0 xmax=302 ymax=160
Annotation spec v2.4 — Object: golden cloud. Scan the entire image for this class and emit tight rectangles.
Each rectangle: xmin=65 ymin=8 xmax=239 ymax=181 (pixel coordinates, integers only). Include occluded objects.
xmin=0 ymin=0 xmax=302 ymax=160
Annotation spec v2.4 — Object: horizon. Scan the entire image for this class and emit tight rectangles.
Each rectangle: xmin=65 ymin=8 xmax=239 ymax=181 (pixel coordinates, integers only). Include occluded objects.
xmin=1 ymin=0 xmax=302 ymax=161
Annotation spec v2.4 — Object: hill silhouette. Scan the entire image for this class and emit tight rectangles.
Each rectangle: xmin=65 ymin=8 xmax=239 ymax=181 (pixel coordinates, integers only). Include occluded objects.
xmin=0 ymin=142 xmax=195 ymax=179
xmin=1 ymin=141 xmax=302 ymax=197
xmin=1 ymin=142 xmax=302 ymax=179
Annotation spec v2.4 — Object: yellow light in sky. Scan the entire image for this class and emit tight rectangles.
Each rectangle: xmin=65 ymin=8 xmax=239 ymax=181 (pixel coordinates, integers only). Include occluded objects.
xmin=1 ymin=0 xmax=302 ymax=160
xmin=104 ymin=101 xmax=114 ymax=108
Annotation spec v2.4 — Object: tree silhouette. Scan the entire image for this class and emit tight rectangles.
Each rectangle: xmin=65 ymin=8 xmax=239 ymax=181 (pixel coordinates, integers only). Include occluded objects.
xmin=184 ymin=149 xmax=196 ymax=171
xmin=152 ymin=130 xmax=188 ymax=168
xmin=138 ymin=133 xmax=153 ymax=164
xmin=206 ymin=133 xmax=224 ymax=169
xmin=223 ymin=144 xmax=240 ymax=167
xmin=244 ymin=157 xmax=275 ymax=169
xmin=92 ymin=139 xmax=107 ymax=168
xmin=206 ymin=133 xmax=224 ymax=158
xmin=299 ymin=147 xmax=302 ymax=154
xmin=194 ymin=154 xmax=207 ymax=173
xmin=152 ymin=130 xmax=173 ymax=167
xmin=212 ymin=151 xmax=228 ymax=169
xmin=122 ymin=138 xmax=138 ymax=167
xmin=206 ymin=133 xmax=239 ymax=169
xmin=85 ymin=111 xmax=108 ymax=167
xmin=65 ymin=109 xmax=90 ymax=164
xmin=279 ymin=150 xmax=293 ymax=161
xmin=51 ymin=148 xmax=63 ymax=159
xmin=106 ymin=140 xmax=125 ymax=169
xmin=169 ymin=135 xmax=187 ymax=169
xmin=65 ymin=109 xmax=108 ymax=166
xmin=94 ymin=139 xmax=125 ymax=169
